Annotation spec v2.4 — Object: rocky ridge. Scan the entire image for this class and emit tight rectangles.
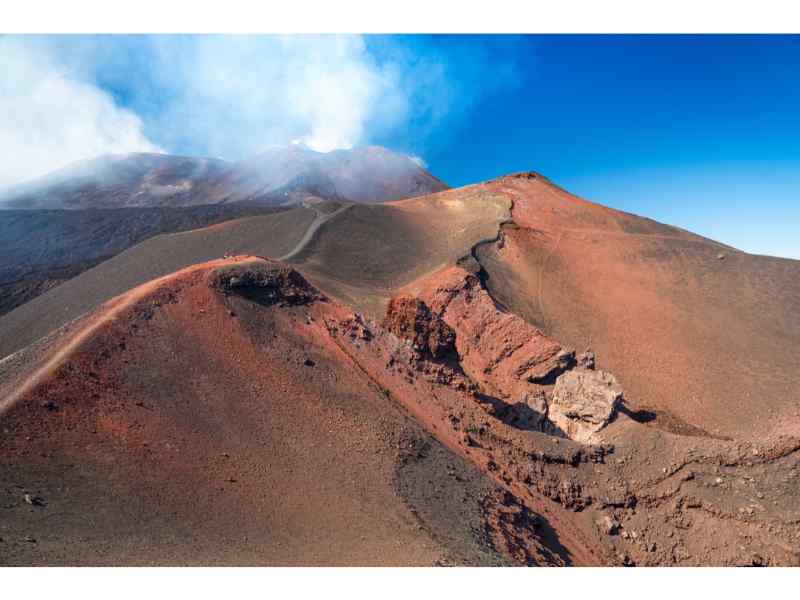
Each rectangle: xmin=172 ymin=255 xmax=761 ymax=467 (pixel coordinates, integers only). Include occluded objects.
xmin=319 ymin=259 xmax=800 ymax=566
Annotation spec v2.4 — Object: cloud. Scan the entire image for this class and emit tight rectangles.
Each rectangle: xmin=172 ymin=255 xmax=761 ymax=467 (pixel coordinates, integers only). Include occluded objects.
xmin=140 ymin=35 xmax=423 ymax=158
xmin=0 ymin=35 xmax=527 ymax=187
xmin=0 ymin=37 xmax=162 ymax=188
xmin=409 ymin=155 xmax=428 ymax=168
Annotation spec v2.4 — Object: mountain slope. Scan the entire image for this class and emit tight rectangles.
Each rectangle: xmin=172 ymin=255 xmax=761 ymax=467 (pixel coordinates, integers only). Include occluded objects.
xmin=0 ymin=154 xmax=233 ymax=210
xmin=1 ymin=172 xmax=798 ymax=566
xmin=0 ymin=146 xmax=447 ymax=210
xmin=0 ymin=204 xmax=288 ymax=317
xmin=2 ymin=173 xmax=798 ymax=440
xmin=472 ymin=173 xmax=800 ymax=440
xmin=0 ymin=145 xmax=445 ymax=314
xmin=0 ymin=207 xmax=317 ymax=358
xmin=0 ymin=258 xmax=556 ymax=566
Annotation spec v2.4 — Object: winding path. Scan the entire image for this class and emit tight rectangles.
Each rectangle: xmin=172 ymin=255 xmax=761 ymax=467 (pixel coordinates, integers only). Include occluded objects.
xmin=278 ymin=202 xmax=351 ymax=261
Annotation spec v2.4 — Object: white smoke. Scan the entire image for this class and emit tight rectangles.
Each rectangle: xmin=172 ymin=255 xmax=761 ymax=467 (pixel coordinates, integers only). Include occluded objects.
xmin=146 ymin=35 xmax=417 ymax=158
xmin=0 ymin=37 xmax=162 ymax=188
xmin=0 ymin=35 xmax=522 ymax=187
xmin=409 ymin=155 xmax=428 ymax=168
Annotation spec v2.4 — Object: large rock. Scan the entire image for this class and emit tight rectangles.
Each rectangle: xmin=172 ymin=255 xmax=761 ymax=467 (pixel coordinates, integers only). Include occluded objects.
xmin=421 ymin=270 xmax=574 ymax=402
xmin=549 ymin=368 xmax=622 ymax=443
xmin=382 ymin=296 xmax=456 ymax=360
xmin=209 ymin=259 xmax=322 ymax=306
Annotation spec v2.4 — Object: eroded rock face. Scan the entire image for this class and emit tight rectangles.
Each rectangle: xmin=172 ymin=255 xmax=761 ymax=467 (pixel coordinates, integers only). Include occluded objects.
xmin=549 ymin=368 xmax=622 ymax=443
xmin=382 ymin=296 xmax=456 ymax=360
xmin=422 ymin=271 xmax=573 ymax=401
xmin=209 ymin=259 xmax=321 ymax=306
xmin=320 ymin=265 xmax=800 ymax=565
xmin=577 ymin=349 xmax=596 ymax=370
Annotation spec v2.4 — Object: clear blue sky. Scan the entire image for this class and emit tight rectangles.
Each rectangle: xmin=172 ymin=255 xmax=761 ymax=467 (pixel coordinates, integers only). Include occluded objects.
xmin=4 ymin=34 xmax=799 ymax=258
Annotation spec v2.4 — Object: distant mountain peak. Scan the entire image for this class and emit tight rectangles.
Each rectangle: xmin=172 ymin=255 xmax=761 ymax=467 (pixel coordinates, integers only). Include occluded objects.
xmin=0 ymin=145 xmax=447 ymax=210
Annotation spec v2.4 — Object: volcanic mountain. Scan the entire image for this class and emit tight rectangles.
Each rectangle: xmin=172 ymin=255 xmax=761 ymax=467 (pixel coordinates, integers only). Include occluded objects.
xmin=0 ymin=145 xmax=447 ymax=210
xmin=1 ymin=172 xmax=798 ymax=566
xmin=0 ymin=146 xmax=447 ymax=316
xmin=0 ymin=153 xmax=233 ymax=210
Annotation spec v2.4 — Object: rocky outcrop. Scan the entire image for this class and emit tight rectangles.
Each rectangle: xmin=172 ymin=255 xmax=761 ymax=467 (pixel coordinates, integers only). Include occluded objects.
xmin=382 ymin=296 xmax=456 ymax=360
xmin=422 ymin=270 xmax=574 ymax=406
xmin=321 ymin=264 xmax=800 ymax=566
xmin=387 ymin=269 xmax=622 ymax=442
xmin=577 ymin=349 xmax=596 ymax=370
xmin=209 ymin=259 xmax=321 ymax=306
xmin=549 ymin=369 xmax=622 ymax=443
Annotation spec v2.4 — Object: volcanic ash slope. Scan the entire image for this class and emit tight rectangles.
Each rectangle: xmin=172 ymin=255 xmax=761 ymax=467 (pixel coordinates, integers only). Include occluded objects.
xmin=2 ymin=171 xmax=800 ymax=566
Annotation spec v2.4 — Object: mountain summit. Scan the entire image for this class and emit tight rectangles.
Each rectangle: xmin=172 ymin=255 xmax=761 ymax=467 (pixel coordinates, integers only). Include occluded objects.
xmin=0 ymin=146 xmax=447 ymax=210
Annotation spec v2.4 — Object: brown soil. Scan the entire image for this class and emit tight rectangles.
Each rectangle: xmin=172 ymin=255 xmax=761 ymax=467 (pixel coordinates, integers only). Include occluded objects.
xmin=2 ymin=171 xmax=799 ymax=566
xmin=475 ymin=172 xmax=800 ymax=440
xmin=0 ymin=258 xmax=548 ymax=566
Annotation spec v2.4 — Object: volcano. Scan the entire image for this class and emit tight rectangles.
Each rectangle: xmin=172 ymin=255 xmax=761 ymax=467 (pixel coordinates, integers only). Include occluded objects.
xmin=1 ymin=169 xmax=798 ymax=567
xmin=0 ymin=145 xmax=447 ymax=210
xmin=0 ymin=146 xmax=447 ymax=316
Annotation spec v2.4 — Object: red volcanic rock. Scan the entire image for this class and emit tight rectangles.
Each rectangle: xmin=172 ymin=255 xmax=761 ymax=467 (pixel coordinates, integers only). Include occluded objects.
xmin=382 ymin=296 xmax=455 ymax=360
xmin=419 ymin=268 xmax=574 ymax=404
xmin=550 ymin=368 xmax=623 ymax=443
xmin=3 ymin=253 xmax=800 ymax=566
xmin=331 ymin=313 xmax=373 ymax=341
xmin=482 ymin=172 xmax=800 ymax=442
xmin=4 ymin=161 xmax=800 ymax=567
xmin=1 ymin=256 xmax=514 ymax=566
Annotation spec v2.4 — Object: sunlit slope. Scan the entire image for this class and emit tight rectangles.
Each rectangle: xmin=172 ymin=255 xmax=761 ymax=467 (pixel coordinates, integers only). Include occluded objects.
xmin=475 ymin=173 xmax=800 ymax=439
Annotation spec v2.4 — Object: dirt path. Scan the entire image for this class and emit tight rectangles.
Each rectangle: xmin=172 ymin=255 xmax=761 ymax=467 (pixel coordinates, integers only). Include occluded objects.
xmin=279 ymin=203 xmax=351 ymax=261
xmin=1 ymin=200 xmax=348 ymax=412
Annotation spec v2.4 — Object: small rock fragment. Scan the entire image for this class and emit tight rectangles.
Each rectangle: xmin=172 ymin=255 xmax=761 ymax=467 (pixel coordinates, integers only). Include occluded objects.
xmin=23 ymin=493 xmax=45 ymax=507
xmin=577 ymin=349 xmax=596 ymax=370
xmin=598 ymin=514 xmax=620 ymax=535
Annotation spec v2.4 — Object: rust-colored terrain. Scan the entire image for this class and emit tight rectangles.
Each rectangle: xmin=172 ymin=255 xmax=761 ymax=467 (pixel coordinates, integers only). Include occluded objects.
xmin=1 ymin=173 xmax=798 ymax=566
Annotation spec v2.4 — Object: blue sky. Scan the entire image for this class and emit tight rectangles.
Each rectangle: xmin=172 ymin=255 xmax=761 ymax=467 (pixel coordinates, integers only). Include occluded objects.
xmin=398 ymin=35 xmax=800 ymax=259
xmin=1 ymin=35 xmax=798 ymax=257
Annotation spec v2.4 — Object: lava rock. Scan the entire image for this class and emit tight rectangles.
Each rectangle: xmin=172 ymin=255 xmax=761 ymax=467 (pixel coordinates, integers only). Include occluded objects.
xmin=41 ymin=400 xmax=59 ymax=411
xmin=383 ymin=296 xmax=456 ymax=360
xmin=549 ymin=368 xmax=623 ymax=443
xmin=598 ymin=514 xmax=620 ymax=535
xmin=577 ymin=349 xmax=596 ymax=370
